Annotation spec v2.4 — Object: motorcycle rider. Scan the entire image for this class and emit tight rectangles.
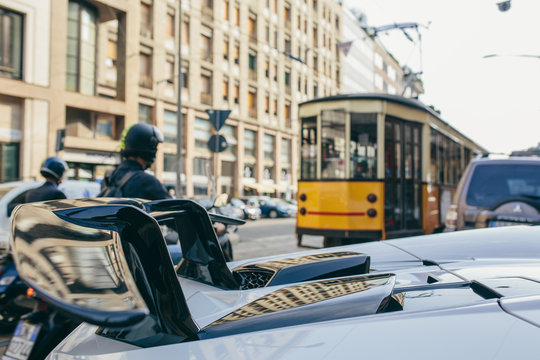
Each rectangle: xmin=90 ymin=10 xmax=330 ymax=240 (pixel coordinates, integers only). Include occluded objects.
xmin=24 ymin=157 xmax=68 ymax=202
xmin=99 ymin=123 xmax=171 ymax=200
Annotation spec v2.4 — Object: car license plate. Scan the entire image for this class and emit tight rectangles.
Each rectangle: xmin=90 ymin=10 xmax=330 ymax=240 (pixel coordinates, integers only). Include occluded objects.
xmin=2 ymin=321 xmax=41 ymax=360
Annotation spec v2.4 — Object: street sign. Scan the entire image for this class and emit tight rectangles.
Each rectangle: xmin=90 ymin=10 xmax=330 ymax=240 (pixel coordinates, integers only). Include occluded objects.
xmin=55 ymin=129 xmax=66 ymax=152
xmin=206 ymin=109 xmax=231 ymax=131
xmin=208 ymin=134 xmax=228 ymax=153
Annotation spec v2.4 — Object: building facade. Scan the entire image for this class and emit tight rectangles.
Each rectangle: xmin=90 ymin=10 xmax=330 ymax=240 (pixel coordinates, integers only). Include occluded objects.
xmin=0 ymin=0 xmax=343 ymax=199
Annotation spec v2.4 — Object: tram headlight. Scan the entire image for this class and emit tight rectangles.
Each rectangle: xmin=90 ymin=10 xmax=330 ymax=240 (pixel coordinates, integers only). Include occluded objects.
xmin=299 ymin=207 xmax=306 ymax=215
xmin=299 ymin=193 xmax=307 ymax=201
xmin=367 ymin=208 xmax=377 ymax=218
xmin=367 ymin=193 xmax=377 ymax=203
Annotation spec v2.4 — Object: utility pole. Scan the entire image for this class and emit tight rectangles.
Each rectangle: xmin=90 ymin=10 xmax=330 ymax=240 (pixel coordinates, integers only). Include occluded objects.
xmin=175 ymin=0 xmax=183 ymax=198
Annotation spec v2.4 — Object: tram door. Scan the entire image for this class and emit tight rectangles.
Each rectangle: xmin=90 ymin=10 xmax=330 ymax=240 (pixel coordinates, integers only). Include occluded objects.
xmin=384 ymin=117 xmax=422 ymax=236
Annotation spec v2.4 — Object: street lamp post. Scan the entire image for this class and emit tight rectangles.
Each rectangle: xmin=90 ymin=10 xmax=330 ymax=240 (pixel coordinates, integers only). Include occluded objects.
xmin=176 ymin=0 xmax=183 ymax=198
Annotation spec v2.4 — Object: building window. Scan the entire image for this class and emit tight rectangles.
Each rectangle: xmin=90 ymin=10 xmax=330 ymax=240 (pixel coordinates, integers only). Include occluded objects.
xmin=223 ymin=36 xmax=229 ymax=60
xmin=163 ymin=109 xmax=177 ymax=143
xmin=248 ymin=50 xmax=257 ymax=80
xmin=233 ymin=42 xmax=239 ymax=64
xmin=104 ymin=40 xmax=117 ymax=86
xmin=0 ymin=143 xmax=19 ymax=182
xmin=264 ymin=134 xmax=275 ymax=180
xmin=264 ymin=134 xmax=274 ymax=160
xmin=96 ymin=116 xmax=113 ymax=138
xmin=200 ymin=70 xmax=213 ymax=105
xmin=223 ymin=0 xmax=229 ymax=21
xmin=194 ymin=117 xmax=211 ymax=149
xmin=281 ymin=138 xmax=291 ymax=165
xmin=139 ymin=50 xmax=153 ymax=89
xmin=233 ymin=83 xmax=239 ymax=104
xmin=248 ymin=89 xmax=257 ymax=118
xmin=273 ymin=99 xmax=277 ymax=116
xmin=284 ymin=102 xmax=291 ymax=128
xmin=223 ymin=78 xmax=229 ymax=101
xmin=193 ymin=157 xmax=210 ymax=176
xmin=140 ymin=2 xmax=153 ymax=38
xmin=222 ymin=160 xmax=235 ymax=177
xmin=244 ymin=129 xmax=256 ymax=158
xmin=181 ymin=61 xmax=189 ymax=89
xmin=264 ymin=94 xmax=270 ymax=113
xmin=181 ymin=17 xmax=190 ymax=46
xmin=264 ymin=59 xmax=269 ymax=78
xmin=66 ymin=107 xmax=122 ymax=140
xmin=201 ymin=26 xmax=213 ymax=62
xmin=233 ymin=4 xmax=239 ymax=26
xmin=163 ymin=153 xmax=177 ymax=172
xmin=284 ymin=36 xmax=291 ymax=54
xmin=0 ymin=8 xmax=23 ymax=80
xmin=248 ymin=14 xmax=257 ymax=42
xmin=66 ymin=1 xmax=97 ymax=95
xmin=138 ymin=104 xmax=152 ymax=124
xmin=165 ymin=10 xmax=175 ymax=39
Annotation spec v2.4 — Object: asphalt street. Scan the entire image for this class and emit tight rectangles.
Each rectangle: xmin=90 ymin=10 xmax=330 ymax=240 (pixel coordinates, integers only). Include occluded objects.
xmin=233 ymin=217 xmax=324 ymax=260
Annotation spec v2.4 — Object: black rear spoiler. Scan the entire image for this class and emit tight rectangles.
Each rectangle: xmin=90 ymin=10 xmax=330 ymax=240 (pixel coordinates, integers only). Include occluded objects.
xmin=10 ymin=198 xmax=241 ymax=342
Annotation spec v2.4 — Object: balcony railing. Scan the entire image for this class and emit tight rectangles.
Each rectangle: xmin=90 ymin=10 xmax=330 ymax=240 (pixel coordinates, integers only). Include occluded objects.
xmin=202 ymin=6 xmax=213 ymax=23
xmin=139 ymin=75 xmax=153 ymax=89
xmin=249 ymin=107 xmax=257 ymax=119
xmin=249 ymin=69 xmax=257 ymax=81
xmin=201 ymin=92 xmax=213 ymax=105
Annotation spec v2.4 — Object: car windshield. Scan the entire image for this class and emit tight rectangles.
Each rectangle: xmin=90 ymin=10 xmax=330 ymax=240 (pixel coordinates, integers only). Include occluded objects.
xmin=466 ymin=164 xmax=540 ymax=208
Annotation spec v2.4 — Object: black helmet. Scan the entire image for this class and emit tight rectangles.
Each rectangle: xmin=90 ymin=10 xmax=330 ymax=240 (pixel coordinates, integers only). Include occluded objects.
xmin=120 ymin=123 xmax=164 ymax=164
xmin=40 ymin=157 xmax=68 ymax=180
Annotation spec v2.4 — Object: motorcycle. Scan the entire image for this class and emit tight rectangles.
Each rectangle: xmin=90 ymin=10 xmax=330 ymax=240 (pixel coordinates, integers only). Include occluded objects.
xmin=0 ymin=254 xmax=33 ymax=332
xmin=3 ymin=291 xmax=80 ymax=360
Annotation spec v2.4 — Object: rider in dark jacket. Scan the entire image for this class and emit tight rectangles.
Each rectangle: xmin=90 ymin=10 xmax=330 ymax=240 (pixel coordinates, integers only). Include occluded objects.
xmin=99 ymin=123 xmax=171 ymax=200
xmin=25 ymin=157 xmax=68 ymax=203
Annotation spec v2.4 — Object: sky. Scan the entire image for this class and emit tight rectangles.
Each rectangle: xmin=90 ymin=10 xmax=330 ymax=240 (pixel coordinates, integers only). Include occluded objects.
xmin=342 ymin=0 xmax=540 ymax=154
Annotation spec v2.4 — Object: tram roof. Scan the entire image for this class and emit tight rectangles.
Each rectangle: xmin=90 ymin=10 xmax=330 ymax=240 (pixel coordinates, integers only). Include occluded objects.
xmin=300 ymin=93 xmax=487 ymax=152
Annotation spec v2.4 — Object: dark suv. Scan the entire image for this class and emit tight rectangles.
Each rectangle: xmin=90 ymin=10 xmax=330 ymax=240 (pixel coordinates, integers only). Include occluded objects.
xmin=445 ymin=156 xmax=540 ymax=230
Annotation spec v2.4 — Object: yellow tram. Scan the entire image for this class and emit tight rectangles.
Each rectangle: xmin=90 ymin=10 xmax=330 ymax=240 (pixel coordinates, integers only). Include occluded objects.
xmin=296 ymin=94 xmax=486 ymax=247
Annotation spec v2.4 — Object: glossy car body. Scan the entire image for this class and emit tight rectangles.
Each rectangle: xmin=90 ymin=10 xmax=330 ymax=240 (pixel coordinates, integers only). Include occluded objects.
xmin=445 ymin=156 xmax=540 ymax=231
xmin=7 ymin=199 xmax=540 ymax=359
xmin=245 ymin=196 xmax=296 ymax=218
xmin=230 ymin=198 xmax=261 ymax=220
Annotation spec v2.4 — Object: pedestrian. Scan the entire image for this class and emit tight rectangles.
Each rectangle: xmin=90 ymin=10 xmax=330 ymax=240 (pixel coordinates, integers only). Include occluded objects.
xmin=24 ymin=157 xmax=68 ymax=202
xmin=98 ymin=123 xmax=171 ymax=200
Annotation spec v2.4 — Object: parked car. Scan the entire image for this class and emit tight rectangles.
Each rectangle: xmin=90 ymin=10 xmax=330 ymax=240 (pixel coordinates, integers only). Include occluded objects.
xmin=0 ymin=180 xmax=101 ymax=249
xmin=445 ymin=156 xmax=540 ymax=231
xmin=245 ymin=196 xmax=295 ymax=218
xmin=7 ymin=198 xmax=540 ymax=359
xmin=230 ymin=197 xmax=261 ymax=220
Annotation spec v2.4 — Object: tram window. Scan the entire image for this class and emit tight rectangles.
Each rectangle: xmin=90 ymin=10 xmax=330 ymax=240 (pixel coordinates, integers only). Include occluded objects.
xmin=350 ymin=113 xmax=377 ymax=179
xmin=321 ymin=110 xmax=346 ymax=179
xmin=301 ymin=116 xmax=317 ymax=180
